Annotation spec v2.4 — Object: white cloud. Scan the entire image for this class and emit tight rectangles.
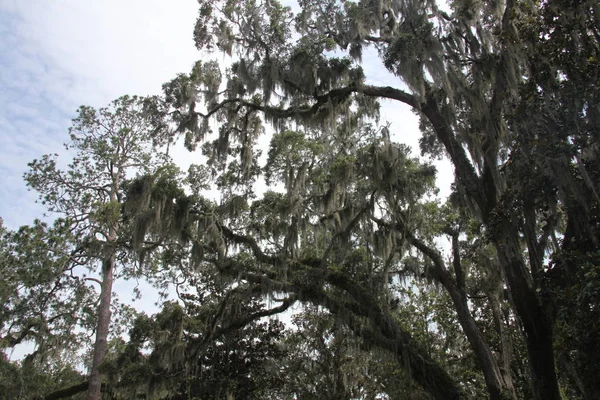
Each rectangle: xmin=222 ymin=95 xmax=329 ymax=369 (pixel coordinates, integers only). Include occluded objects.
xmin=0 ymin=0 xmax=201 ymax=230
xmin=24 ymin=0 xmax=200 ymax=100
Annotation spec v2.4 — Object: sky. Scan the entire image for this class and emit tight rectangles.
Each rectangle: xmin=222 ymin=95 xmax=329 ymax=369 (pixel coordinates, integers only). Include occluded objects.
xmin=0 ymin=0 xmax=452 ymax=357
xmin=0 ymin=0 xmax=451 ymax=232
xmin=0 ymin=0 xmax=200 ymax=230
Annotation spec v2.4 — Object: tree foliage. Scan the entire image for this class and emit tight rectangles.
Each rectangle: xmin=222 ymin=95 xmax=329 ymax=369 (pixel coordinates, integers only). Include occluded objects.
xmin=2 ymin=0 xmax=599 ymax=399
xmin=151 ymin=0 xmax=598 ymax=398
xmin=2 ymin=96 xmax=190 ymax=400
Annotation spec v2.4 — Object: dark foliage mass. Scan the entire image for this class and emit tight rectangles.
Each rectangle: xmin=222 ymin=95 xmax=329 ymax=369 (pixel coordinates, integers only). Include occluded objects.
xmin=1 ymin=0 xmax=599 ymax=399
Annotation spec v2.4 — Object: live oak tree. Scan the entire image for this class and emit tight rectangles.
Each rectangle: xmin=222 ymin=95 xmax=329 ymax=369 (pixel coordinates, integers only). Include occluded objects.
xmin=162 ymin=124 xmax=479 ymax=399
xmin=3 ymin=0 xmax=598 ymax=398
xmin=153 ymin=0 xmax=600 ymax=399
xmin=219 ymin=126 xmax=527 ymax=398
xmin=19 ymin=95 xmax=187 ymax=400
xmin=280 ymin=307 xmax=431 ymax=400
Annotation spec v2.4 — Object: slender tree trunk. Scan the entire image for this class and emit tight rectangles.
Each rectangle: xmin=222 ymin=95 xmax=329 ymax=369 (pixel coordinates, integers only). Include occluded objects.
xmin=87 ymin=252 xmax=116 ymax=400
xmin=491 ymin=296 xmax=518 ymax=400
xmin=87 ymin=166 xmax=122 ymax=400
xmin=494 ymin=233 xmax=561 ymax=400
xmin=434 ymin=265 xmax=507 ymax=400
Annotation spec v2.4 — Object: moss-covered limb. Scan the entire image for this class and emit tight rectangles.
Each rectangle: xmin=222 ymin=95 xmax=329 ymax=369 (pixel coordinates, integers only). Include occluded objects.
xmin=420 ymin=91 xmax=489 ymax=217
xmin=371 ymin=215 xmax=513 ymax=399
xmin=212 ymin=295 xmax=296 ymax=335
xmin=297 ymin=281 xmax=466 ymax=400
xmin=42 ymin=382 xmax=113 ymax=400
xmin=488 ymin=0 xmax=517 ymax=134
xmin=253 ymin=255 xmax=466 ymax=398
xmin=192 ymin=83 xmax=417 ymax=126
xmin=207 ymin=240 xmax=464 ymax=399
xmin=42 ymin=382 xmax=89 ymax=400
xmin=217 ymin=222 xmax=281 ymax=265
xmin=204 ymin=284 xmax=289 ymax=340
xmin=187 ymin=291 xmax=296 ymax=362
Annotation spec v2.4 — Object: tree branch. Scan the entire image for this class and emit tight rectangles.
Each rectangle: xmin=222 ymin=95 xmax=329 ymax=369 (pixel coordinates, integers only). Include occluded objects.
xmin=217 ymin=223 xmax=281 ymax=265
xmin=370 ymin=216 xmax=506 ymax=397
xmin=450 ymin=231 xmax=467 ymax=295
xmin=196 ymin=84 xmax=417 ymax=122
xmin=42 ymin=381 xmax=110 ymax=400
xmin=43 ymin=382 xmax=89 ymax=400
xmin=300 ymin=268 xmax=466 ymax=400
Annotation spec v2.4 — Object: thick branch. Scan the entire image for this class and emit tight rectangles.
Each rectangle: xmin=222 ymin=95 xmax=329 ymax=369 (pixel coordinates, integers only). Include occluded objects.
xmin=371 ymin=216 xmax=507 ymax=399
xmin=364 ymin=35 xmax=392 ymax=44
xmin=198 ymin=84 xmax=417 ymax=122
xmin=44 ymin=382 xmax=89 ymax=400
xmin=450 ymin=231 xmax=467 ymax=295
xmin=215 ymin=295 xmax=296 ymax=335
xmin=209 ymin=236 xmax=463 ymax=399
xmin=321 ymin=191 xmax=376 ymax=263
xmin=43 ymin=382 xmax=110 ymax=400
xmin=4 ymin=322 xmax=38 ymax=347
xmin=305 ymin=268 xmax=466 ymax=400
xmin=217 ymin=223 xmax=281 ymax=265
xmin=189 ymin=291 xmax=295 ymax=361
xmin=523 ymin=200 xmax=543 ymax=279
xmin=420 ymin=92 xmax=488 ymax=215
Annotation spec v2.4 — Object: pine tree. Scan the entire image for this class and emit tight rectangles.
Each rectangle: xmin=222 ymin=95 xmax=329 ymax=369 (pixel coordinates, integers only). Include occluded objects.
xmin=22 ymin=95 xmax=185 ymax=400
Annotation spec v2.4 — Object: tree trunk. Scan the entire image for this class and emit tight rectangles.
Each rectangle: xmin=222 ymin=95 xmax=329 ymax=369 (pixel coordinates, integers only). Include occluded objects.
xmin=437 ymin=270 xmax=508 ymax=400
xmin=87 ymin=254 xmax=115 ymax=400
xmin=494 ymin=233 xmax=561 ymax=400
xmin=490 ymin=296 xmax=518 ymax=400
xmin=420 ymin=92 xmax=563 ymax=400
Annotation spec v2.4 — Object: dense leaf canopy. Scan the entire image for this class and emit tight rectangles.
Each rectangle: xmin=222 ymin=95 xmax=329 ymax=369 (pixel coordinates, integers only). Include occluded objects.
xmin=1 ymin=0 xmax=599 ymax=399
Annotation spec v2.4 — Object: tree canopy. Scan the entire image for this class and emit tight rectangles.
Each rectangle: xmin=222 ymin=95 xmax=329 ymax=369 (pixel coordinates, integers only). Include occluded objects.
xmin=1 ymin=0 xmax=599 ymax=399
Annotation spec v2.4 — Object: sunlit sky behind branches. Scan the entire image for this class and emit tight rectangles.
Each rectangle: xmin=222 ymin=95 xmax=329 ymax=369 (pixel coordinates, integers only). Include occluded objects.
xmin=0 ymin=0 xmax=452 ymax=231
xmin=0 ymin=0 xmax=200 ymax=229
xmin=0 ymin=0 xmax=453 ymax=334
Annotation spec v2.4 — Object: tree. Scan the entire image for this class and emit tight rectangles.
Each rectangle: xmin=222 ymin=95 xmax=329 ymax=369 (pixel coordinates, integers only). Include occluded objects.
xmin=5 ymin=0 xmax=598 ymax=398
xmin=280 ymin=307 xmax=431 ymax=400
xmin=165 ymin=125 xmax=471 ymax=399
xmin=20 ymin=95 xmax=184 ymax=400
xmin=510 ymin=1 xmax=600 ymax=397
xmin=0 ymin=218 xmax=97 ymax=366
xmin=0 ymin=352 xmax=87 ymax=400
xmin=95 ymin=265 xmax=293 ymax=400
xmin=153 ymin=0 xmax=600 ymax=398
